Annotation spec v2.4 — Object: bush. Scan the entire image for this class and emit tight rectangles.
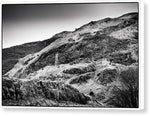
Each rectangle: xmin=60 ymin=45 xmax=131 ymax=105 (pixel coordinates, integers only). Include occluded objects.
xmin=104 ymin=67 xmax=139 ymax=108
xmin=70 ymin=72 xmax=94 ymax=85
xmin=97 ymin=69 xmax=117 ymax=86
xmin=2 ymin=78 xmax=23 ymax=100
xmin=109 ymin=52 xmax=136 ymax=65
xmin=63 ymin=64 xmax=95 ymax=75
xmin=2 ymin=78 xmax=90 ymax=106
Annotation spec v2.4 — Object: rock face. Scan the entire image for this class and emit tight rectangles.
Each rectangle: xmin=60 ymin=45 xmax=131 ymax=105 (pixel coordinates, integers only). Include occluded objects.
xmin=2 ymin=12 xmax=139 ymax=108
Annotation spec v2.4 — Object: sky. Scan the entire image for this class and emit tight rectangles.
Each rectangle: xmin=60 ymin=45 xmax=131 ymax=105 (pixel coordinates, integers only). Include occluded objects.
xmin=2 ymin=3 xmax=138 ymax=48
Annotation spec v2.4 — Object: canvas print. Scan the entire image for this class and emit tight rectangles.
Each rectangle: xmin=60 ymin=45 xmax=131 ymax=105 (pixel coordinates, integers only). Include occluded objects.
xmin=2 ymin=3 xmax=139 ymax=108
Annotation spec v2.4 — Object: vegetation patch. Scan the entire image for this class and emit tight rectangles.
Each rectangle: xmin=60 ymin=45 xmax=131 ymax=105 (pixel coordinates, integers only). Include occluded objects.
xmin=2 ymin=78 xmax=90 ymax=106
xmin=109 ymin=52 xmax=136 ymax=65
xmin=97 ymin=69 xmax=117 ymax=86
xmin=69 ymin=72 xmax=94 ymax=85
xmin=63 ymin=64 xmax=95 ymax=75
xmin=104 ymin=67 xmax=138 ymax=108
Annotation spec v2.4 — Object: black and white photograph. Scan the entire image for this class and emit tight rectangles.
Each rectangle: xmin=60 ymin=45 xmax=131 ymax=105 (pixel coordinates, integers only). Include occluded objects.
xmin=2 ymin=2 xmax=140 ymax=108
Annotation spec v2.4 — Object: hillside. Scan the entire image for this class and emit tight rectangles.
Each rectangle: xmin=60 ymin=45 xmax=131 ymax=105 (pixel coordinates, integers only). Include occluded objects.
xmin=2 ymin=34 xmax=65 ymax=75
xmin=2 ymin=12 xmax=139 ymax=107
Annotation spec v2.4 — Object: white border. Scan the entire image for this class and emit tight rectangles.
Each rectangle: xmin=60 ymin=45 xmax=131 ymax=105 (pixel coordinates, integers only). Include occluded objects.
xmin=0 ymin=0 xmax=143 ymax=4
xmin=0 ymin=0 xmax=144 ymax=110
xmin=138 ymin=0 xmax=144 ymax=110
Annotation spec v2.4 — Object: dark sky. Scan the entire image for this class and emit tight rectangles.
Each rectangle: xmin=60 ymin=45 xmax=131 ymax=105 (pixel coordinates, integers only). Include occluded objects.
xmin=2 ymin=3 xmax=138 ymax=48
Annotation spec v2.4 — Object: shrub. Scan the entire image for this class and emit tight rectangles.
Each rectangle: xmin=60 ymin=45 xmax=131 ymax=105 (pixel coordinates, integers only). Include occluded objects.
xmin=2 ymin=78 xmax=23 ymax=100
xmin=2 ymin=79 xmax=90 ymax=106
xmin=133 ymin=32 xmax=138 ymax=39
xmin=63 ymin=64 xmax=95 ymax=75
xmin=109 ymin=52 xmax=136 ymax=65
xmin=97 ymin=69 xmax=117 ymax=86
xmin=104 ymin=67 xmax=139 ymax=108
xmin=69 ymin=72 xmax=94 ymax=84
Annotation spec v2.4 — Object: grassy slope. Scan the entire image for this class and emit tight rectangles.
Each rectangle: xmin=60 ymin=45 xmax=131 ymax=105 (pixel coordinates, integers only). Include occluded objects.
xmin=2 ymin=36 xmax=60 ymax=75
